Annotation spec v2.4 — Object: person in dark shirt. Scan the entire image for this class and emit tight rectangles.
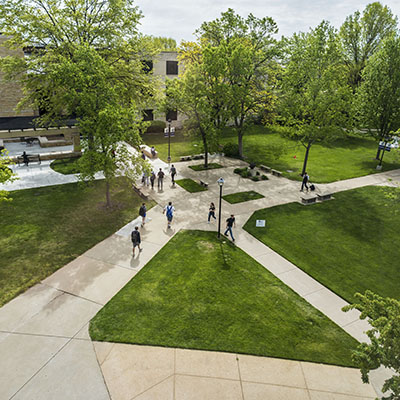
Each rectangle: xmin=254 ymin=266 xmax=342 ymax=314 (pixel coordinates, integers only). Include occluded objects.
xmin=131 ymin=226 xmax=142 ymax=256
xmin=224 ymin=214 xmax=236 ymax=242
xmin=208 ymin=202 xmax=216 ymax=223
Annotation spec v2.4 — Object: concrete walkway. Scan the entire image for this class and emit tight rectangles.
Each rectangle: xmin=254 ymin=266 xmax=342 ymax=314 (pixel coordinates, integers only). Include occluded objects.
xmin=0 ymin=156 xmax=398 ymax=399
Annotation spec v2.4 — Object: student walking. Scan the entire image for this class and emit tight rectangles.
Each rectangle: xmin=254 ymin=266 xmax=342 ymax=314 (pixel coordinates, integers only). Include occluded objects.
xmin=150 ymin=171 xmax=156 ymax=189
xmin=300 ymin=172 xmax=310 ymax=192
xmin=170 ymin=164 xmax=177 ymax=186
xmin=163 ymin=201 xmax=175 ymax=229
xmin=224 ymin=214 xmax=236 ymax=242
xmin=139 ymin=203 xmax=147 ymax=227
xmin=208 ymin=202 xmax=216 ymax=223
xmin=131 ymin=226 xmax=142 ymax=256
xmin=157 ymin=168 xmax=165 ymax=190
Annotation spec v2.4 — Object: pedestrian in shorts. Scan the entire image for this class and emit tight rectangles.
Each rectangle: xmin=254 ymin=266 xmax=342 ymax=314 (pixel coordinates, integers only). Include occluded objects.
xmin=131 ymin=226 xmax=142 ymax=256
xmin=163 ymin=201 xmax=175 ymax=229
xmin=139 ymin=203 xmax=147 ymax=227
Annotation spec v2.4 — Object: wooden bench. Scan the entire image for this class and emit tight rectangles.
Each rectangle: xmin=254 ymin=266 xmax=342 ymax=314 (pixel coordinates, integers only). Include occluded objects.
xmin=180 ymin=155 xmax=192 ymax=161
xmin=199 ymin=180 xmax=209 ymax=188
xmin=17 ymin=154 xmax=41 ymax=165
xmin=141 ymin=147 xmax=157 ymax=159
xmin=260 ymin=165 xmax=271 ymax=173
xmin=132 ymin=185 xmax=149 ymax=200
xmin=317 ymin=193 xmax=333 ymax=201
xmin=192 ymin=154 xmax=204 ymax=160
xmin=301 ymin=195 xmax=318 ymax=205
xmin=271 ymin=169 xmax=282 ymax=177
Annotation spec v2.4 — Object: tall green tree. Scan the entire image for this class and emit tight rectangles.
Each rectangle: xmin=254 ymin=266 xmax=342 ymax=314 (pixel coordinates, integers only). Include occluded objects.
xmin=356 ymin=35 xmax=400 ymax=167
xmin=280 ymin=22 xmax=352 ymax=176
xmin=196 ymin=9 xmax=280 ymax=158
xmin=340 ymin=2 xmax=398 ymax=91
xmin=343 ymin=291 xmax=400 ymax=400
xmin=0 ymin=0 xmax=156 ymax=207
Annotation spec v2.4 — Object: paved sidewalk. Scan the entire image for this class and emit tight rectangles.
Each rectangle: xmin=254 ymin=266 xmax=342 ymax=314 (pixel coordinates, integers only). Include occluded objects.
xmin=1 ymin=158 xmax=398 ymax=399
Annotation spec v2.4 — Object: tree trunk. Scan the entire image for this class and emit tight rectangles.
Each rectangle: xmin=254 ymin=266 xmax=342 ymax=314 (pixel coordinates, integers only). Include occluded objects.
xmin=301 ymin=142 xmax=312 ymax=176
xmin=375 ymin=146 xmax=381 ymax=160
xmin=238 ymin=131 xmax=243 ymax=159
xmin=200 ymin=127 xmax=208 ymax=168
xmin=105 ymin=180 xmax=111 ymax=208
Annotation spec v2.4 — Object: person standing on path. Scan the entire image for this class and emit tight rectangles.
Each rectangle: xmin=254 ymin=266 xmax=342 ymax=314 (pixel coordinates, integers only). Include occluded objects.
xmin=300 ymin=172 xmax=309 ymax=192
xmin=150 ymin=171 xmax=156 ymax=189
xmin=157 ymin=168 xmax=165 ymax=191
xmin=224 ymin=214 xmax=236 ymax=242
xmin=208 ymin=202 xmax=216 ymax=223
xmin=163 ymin=201 xmax=175 ymax=229
xmin=131 ymin=226 xmax=142 ymax=256
xmin=139 ymin=203 xmax=147 ymax=227
xmin=170 ymin=164 xmax=177 ymax=186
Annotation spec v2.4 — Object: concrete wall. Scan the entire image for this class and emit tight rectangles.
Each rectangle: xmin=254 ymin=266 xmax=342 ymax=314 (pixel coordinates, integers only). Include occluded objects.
xmin=0 ymin=35 xmax=36 ymax=118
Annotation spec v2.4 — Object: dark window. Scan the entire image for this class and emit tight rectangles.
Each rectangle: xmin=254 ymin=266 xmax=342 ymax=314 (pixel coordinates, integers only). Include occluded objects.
xmin=142 ymin=60 xmax=153 ymax=73
xmin=143 ymin=109 xmax=154 ymax=121
xmin=166 ymin=110 xmax=178 ymax=121
xmin=166 ymin=61 xmax=178 ymax=75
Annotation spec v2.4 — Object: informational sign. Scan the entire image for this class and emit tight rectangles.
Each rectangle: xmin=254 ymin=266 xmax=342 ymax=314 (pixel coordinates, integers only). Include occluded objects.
xmin=164 ymin=128 xmax=169 ymax=138
xmin=256 ymin=220 xmax=266 ymax=227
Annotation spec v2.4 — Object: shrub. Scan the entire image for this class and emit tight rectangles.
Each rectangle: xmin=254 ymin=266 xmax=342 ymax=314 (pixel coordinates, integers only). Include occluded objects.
xmin=223 ymin=143 xmax=240 ymax=158
xmin=261 ymin=175 xmax=269 ymax=181
xmin=146 ymin=120 xmax=166 ymax=133
xmin=251 ymin=176 xmax=259 ymax=182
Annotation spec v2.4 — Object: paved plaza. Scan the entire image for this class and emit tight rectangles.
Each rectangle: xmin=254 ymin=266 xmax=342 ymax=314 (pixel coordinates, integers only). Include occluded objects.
xmin=0 ymin=152 xmax=398 ymax=399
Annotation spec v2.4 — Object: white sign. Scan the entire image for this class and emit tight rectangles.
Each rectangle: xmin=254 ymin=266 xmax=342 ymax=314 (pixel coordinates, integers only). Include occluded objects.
xmin=256 ymin=220 xmax=266 ymax=227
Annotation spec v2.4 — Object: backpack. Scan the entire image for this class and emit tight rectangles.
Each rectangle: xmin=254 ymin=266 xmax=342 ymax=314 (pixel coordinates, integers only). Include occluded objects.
xmin=171 ymin=167 xmax=176 ymax=174
xmin=158 ymin=171 xmax=165 ymax=179
xmin=166 ymin=206 xmax=173 ymax=218
xmin=139 ymin=205 xmax=146 ymax=216
xmin=131 ymin=230 xmax=140 ymax=243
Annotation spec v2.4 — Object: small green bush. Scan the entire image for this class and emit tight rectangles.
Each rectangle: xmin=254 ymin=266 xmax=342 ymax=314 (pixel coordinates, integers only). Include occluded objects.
xmin=251 ymin=176 xmax=259 ymax=182
xmin=146 ymin=120 xmax=166 ymax=133
xmin=261 ymin=175 xmax=269 ymax=181
xmin=223 ymin=143 xmax=240 ymax=158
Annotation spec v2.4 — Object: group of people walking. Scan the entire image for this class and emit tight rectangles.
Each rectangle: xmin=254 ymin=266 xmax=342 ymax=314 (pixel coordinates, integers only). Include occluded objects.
xmin=142 ymin=165 xmax=177 ymax=191
xmin=131 ymin=200 xmax=236 ymax=256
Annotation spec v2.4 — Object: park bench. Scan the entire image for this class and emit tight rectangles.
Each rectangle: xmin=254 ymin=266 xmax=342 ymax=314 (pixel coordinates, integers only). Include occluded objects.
xmin=192 ymin=154 xmax=204 ymax=160
xmin=17 ymin=154 xmax=41 ymax=165
xmin=132 ymin=185 xmax=149 ymax=200
xmin=180 ymin=155 xmax=192 ymax=161
xmin=260 ymin=165 xmax=271 ymax=173
xmin=317 ymin=193 xmax=333 ymax=201
xmin=0 ymin=139 xmax=4 ymax=151
xmin=271 ymin=169 xmax=282 ymax=177
xmin=199 ymin=180 xmax=209 ymax=188
xmin=301 ymin=194 xmax=318 ymax=205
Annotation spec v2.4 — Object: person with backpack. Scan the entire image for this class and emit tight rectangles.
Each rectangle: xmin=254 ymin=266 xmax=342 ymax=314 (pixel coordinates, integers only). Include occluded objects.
xmin=208 ymin=202 xmax=216 ymax=223
xmin=170 ymin=164 xmax=177 ymax=186
xmin=157 ymin=168 xmax=165 ymax=190
xmin=131 ymin=226 xmax=142 ymax=256
xmin=224 ymin=214 xmax=236 ymax=242
xmin=163 ymin=201 xmax=175 ymax=229
xmin=150 ymin=170 xmax=156 ymax=189
xmin=139 ymin=203 xmax=147 ymax=227
xmin=300 ymin=172 xmax=310 ymax=192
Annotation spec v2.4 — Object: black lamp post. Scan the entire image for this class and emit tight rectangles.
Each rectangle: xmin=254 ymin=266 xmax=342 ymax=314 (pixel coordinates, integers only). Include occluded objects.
xmin=217 ymin=177 xmax=224 ymax=238
xmin=164 ymin=119 xmax=175 ymax=163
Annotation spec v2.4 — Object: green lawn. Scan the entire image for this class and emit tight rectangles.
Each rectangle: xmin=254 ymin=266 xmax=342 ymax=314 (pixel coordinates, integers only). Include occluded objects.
xmin=244 ymin=186 xmax=400 ymax=303
xmin=143 ymin=126 xmax=400 ymax=183
xmin=90 ymin=230 xmax=358 ymax=367
xmin=50 ymin=157 xmax=82 ymax=175
xmin=189 ymin=163 xmax=223 ymax=171
xmin=223 ymin=191 xmax=265 ymax=204
xmin=0 ymin=178 xmax=154 ymax=306
xmin=176 ymin=178 xmax=207 ymax=193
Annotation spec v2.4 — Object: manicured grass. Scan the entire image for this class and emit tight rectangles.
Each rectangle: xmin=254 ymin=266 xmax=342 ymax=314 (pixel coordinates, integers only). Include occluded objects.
xmin=189 ymin=163 xmax=223 ymax=171
xmin=223 ymin=191 xmax=264 ymax=204
xmin=89 ymin=230 xmax=358 ymax=367
xmin=244 ymin=186 xmax=400 ymax=303
xmin=50 ymin=157 xmax=82 ymax=175
xmin=176 ymin=178 xmax=207 ymax=193
xmin=144 ymin=126 xmax=400 ymax=183
xmin=0 ymin=178 xmax=154 ymax=306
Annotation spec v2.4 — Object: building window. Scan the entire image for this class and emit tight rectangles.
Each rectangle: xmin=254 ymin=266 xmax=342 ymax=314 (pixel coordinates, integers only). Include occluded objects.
xmin=166 ymin=61 xmax=178 ymax=75
xmin=143 ymin=109 xmax=154 ymax=121
xmin=166 ymin=110 xmax=178 ymax=121
xmin=142 ymin=60 xmax=153 ymax=73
